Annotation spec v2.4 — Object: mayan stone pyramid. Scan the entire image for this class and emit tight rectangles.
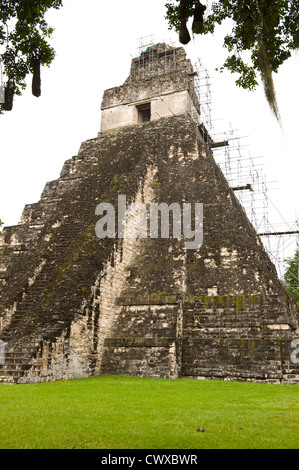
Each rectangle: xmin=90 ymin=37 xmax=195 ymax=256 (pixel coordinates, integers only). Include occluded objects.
xmin=0 ymin=43 xmax=298 ymax=384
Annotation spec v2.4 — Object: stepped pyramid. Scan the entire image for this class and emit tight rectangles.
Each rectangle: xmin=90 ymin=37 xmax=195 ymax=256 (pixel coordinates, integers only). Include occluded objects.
xmin=0 ymin=43 xmax=298 ymax=384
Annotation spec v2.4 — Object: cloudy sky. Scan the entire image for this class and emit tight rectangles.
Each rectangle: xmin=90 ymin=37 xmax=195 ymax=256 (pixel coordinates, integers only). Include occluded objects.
xmin=0 ymin=0 xmax=298 ymax=273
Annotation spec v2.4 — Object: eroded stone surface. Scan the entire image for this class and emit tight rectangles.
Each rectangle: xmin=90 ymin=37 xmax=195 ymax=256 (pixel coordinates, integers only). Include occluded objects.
xmin=0 ymin=44 xmax=298 ymax=384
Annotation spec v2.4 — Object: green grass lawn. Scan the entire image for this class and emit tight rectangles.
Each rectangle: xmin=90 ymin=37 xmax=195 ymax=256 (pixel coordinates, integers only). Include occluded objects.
xmin=0 ymin=375 xmax=298 ymax=449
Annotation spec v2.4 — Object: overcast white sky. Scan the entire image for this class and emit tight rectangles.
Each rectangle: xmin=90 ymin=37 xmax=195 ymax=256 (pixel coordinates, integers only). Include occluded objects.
xmin=0 ymin=0 xmax=298 ymax=270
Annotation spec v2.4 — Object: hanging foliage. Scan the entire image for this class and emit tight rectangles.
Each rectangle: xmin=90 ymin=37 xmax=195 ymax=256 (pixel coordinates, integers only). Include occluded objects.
xmin=2 ymin=80 xmax=14 ymax=111
xmin=178 ymin=0 xmax=192 ymax=43
xmin=31 ymin=57 xmax=41 ymax=97
xmin=192 ymin=2 xmax=206 ymax=34
xmin=256 ymin=36 xmax=280 ymax=122
xmin=165 ymin=0 xmax=299 ymax=121
xmin=179 ymin=19 xmax=191 ymax=43
xmin=0 ymin=0 xmax=63 ymax=113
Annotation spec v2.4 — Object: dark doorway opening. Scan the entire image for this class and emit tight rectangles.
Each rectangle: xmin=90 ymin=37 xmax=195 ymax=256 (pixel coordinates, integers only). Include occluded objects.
xmin=137 ymin=103 xmax=151 ymax=123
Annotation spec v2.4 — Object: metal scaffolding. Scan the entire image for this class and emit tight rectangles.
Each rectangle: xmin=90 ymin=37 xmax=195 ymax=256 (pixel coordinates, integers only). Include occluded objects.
xmin=195 ymin=58 xmax=299 ymax=284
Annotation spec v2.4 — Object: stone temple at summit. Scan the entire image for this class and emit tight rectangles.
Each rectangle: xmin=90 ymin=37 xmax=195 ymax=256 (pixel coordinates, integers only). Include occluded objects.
xmin=0 ymin=43 xmax=298 ymax=384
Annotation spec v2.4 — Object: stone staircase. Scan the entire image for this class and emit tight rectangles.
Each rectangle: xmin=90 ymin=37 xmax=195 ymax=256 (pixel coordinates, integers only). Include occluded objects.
xmin=0 ymin=336 xmax=41 ymax=383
